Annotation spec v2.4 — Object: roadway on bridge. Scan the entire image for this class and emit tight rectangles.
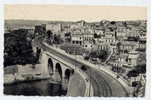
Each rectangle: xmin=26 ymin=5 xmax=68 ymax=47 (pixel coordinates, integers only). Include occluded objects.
xmin=35 ymin=40 xmax=128 ymax=97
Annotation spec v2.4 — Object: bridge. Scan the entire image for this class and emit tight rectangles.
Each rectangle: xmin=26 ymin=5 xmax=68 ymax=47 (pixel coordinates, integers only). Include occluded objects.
xmin=32 ymin=37 xmax=130 ymax=97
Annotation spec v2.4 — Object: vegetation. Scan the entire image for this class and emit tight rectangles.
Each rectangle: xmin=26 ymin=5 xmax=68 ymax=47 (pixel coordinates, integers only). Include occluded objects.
xmin=60 ymin=44 xmax=88 ymax=55
xmin=127 ymin=64 xmax=146 ymax=78
xmin=89 ymin=50 xmax=108 ymax=62
xmin=111 ymin=66 xmax=125 ymax=73
xmin=64 ymin=32 xmax=71 ymax=42
xmin=46 ymin=30 xmax=53 ymax=39
xmin=45 ymin=30 xmax=64 ymax=45
xmin=4 ymin=29 xmax=37 ymax=67
xmin=53 ymin=34 xmax=63 ymax=44
xmin=94 ymin=33 xmax=101 ymax=38
xmin=81 ymin=65 xmax=87 ymax=71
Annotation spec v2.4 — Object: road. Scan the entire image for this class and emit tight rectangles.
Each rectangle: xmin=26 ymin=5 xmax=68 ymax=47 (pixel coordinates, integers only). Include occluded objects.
xmin=34 ymin=39 xmax=128 ymax=97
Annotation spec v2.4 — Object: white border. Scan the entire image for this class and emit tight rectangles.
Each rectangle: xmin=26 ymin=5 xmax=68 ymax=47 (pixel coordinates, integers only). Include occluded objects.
xmin=0 ymin=0 xmax=151 ymax=100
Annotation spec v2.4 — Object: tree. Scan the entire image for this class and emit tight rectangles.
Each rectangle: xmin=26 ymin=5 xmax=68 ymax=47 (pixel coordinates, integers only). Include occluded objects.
xmin=135 ymin=64 xmax=146 ymax=74
xmin=89 ymin=50 xmax=107 ymax=61
xmin=84 ymin=55 xmax=90 ymax=60
xmin=53 ymin=34 xmax=62 ymax=44
xmin=127 ymin=70 xmax=139 ymax=78
xmin=98 ymin=50 xmax=108 ymax=60
xmin=81 ymin=65 xmax=87 ymax=71
xmin=89 ymin=51 xmax=98 ymax=58
xmin=4 ymin=29 xmax=37 ymax=67
xmin=94 ymin=33 xmax=101 ymax=38
xmin=46 ymin=30 xmax=53 ymax=44
xmin=94 ymin=33 xmax=98 ymax=38
xmin=64 ymin=32 xmax=71 ymax=42
xmin=111 ymin=21 xmax=116 ymax=25
xmin=46 ymin=30 xmax=53 ymax=39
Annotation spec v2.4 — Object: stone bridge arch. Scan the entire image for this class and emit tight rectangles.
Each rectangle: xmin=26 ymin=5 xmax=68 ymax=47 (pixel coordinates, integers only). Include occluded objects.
xmin=65 ymin=69 xmax=71 ymax=81
xmin=48 ymin=58 xmax=54 ymax=75
xmin=55 ymin=63 xmax=62 ymax=81
xmin=40 ymin=52 xmax=75 ymax=83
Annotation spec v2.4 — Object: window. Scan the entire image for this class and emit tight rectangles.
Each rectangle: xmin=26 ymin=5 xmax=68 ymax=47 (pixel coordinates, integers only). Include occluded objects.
xmin=80 ymin=41 xmax=82 ymax=45
xmin=76 ymin=41 xmax=79 ymax=44
xmin=128 ymin=58 xmax=131 ymax=63
xmin=73 ymin=41 xmax=75 ymax=44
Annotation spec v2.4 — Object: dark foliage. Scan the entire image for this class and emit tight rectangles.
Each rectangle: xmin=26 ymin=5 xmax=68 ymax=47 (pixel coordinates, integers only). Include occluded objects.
xmin=135 ymin=64 xmax=146 ymax=74
xmin=127 ymin=70 xmax=139 ymax=78
xmin=4 ymin=29 xmax=37 ymax=67
xmin=53 ymin=34 xmax=63 ymax=44
xmin=60 ymin=44 xmax=88 ymax=55
xmin=94 ymin=33 xmax=101 ymax=38
xmin=89 ymin=50 xmax=108 ymax=61
xmin=111 ymin=66 xmax=125 ymax=73
xmin=64 ymin=32 xmax=71 ymax=42
xmin=46 ymin=30 xmax=53 ymax=39
xmin=127 ymin=36 xmax=140 ymax=42
xmin=127 ymin=64 xmax=146 ymax=78
xmin=81 ymin=65 xmax=87 ymax=71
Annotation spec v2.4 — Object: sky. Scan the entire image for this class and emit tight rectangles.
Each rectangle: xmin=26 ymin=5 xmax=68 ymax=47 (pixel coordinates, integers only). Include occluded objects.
xmin=5 ymin=4 xmax=147 ymax=22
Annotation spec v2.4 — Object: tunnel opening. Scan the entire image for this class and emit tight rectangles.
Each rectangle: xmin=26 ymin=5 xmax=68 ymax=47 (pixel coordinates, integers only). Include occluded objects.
xmin=48 ymin=58 xmax=53 ymax=75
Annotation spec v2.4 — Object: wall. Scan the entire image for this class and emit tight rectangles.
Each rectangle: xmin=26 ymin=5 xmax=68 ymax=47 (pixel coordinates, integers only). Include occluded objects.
xmin=67 ymin=72 xmax=86 ymax=96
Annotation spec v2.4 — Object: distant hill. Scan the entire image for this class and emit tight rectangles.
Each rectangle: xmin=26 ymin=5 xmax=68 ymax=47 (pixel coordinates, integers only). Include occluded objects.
xmin=5 ymin=20 xmax=50 ymax=29
xmin=5 ymin=19 xmax=147 ymax=31
xmin=5 ymin=19 xmax=75 ymax=29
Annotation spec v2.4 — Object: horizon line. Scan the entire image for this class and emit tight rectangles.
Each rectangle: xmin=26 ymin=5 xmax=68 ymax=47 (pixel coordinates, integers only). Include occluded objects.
xmin=5 ymin=18 xmax=147 ymax=22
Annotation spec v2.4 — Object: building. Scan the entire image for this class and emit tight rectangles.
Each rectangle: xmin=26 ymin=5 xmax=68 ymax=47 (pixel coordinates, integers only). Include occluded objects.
xmin=83 ymin=41 xmax=93 ymax=50
xmin=138 ymin=30 xmax=146 ymax=41
xmin=120 ymin=41 xmax=137 ymax=52
xmin=34 ymin=24 xmax=46 ymax=36
xmin=123 ymin=51 xmax=145 ymax=68
xmin=116 ymin=26 xmax=127 ymax=39
xmin=64 ymin=32 xmax=71 ymax=42
xmin=71 ymin=30 xmax=94 ymax=47
xmin=136 ymin=40 xmax=146 ymax=51
xmin=94 ymin=28 xmax=105 ymax=38
xmin=71 ymin=33 xmax=83 ymax=46
xmin=95 ymin=42 xmax=109 ymax=51
xmin=82 ymin=33 xmax=94 ymax=42
xmin=46 ymin=23 xmax=62 ymax=34
xmin=126 ymin=27 xmax=139 ymax=38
